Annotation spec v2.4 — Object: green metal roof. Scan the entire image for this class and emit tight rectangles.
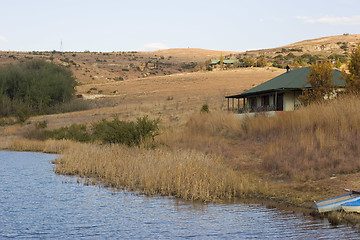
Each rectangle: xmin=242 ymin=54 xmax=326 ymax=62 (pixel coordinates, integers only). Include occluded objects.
xmin=210 ymin=60 xmax=220 ymax=65
xmin=223 ymin=59 xmax=235 ymax=64
xmin=226 ymin=67 xmax=345 ymax=98
xmin=209 ymin=59 xmax=235 ymax=65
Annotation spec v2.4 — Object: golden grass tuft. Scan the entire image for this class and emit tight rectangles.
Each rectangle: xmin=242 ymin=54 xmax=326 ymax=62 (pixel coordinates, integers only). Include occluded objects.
xmin=7 ymin=138 xmax=73 ymax=153
xmin=54 ymin=143 xmax=263 ymax=202
xmin=158 ymin=111 xmax=243 ymax=152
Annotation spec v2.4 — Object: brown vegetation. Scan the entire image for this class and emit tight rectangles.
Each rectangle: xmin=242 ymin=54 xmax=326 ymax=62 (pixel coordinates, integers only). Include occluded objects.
xmin=53 ymin=143 xmax=266 ymax=202
xmin=163 ymin=95 xmax=360 ymax=182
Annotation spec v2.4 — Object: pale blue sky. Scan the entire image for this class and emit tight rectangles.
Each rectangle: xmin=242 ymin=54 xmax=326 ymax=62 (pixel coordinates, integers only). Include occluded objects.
xmin=1 ymin=0 xmax=360 ymax=52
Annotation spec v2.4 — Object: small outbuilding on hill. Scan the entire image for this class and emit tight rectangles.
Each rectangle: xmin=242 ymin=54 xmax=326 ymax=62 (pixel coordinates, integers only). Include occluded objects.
xmin=209 ymin=59 xmax=235 ymax=69
xmin=225 ymin=67 xmax=345 ymax=112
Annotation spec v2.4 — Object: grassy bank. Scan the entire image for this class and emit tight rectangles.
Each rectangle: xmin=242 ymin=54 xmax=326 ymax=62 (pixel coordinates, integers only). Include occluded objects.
xmin=53 ymin=143 xmax=266 ymax=202
xmin=0 ymin=137 xmax=266 ymax=202
xmin=2 ymin=95 xmax=360 ymax=227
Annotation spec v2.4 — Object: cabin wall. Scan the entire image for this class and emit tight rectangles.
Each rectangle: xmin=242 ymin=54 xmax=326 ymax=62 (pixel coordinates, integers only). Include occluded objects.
xmin=244 ymin=91 xmax=303 ymax=112
xmin=283 ymin=91 xmax=302 ymax=111
xmin=256 ymin=96 xmax=261 ymax=107
xmin=269 ymin=94 xmax=275 ymax=106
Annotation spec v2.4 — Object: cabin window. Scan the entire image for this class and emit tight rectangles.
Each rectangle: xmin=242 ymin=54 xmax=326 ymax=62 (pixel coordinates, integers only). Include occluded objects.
xmin=249 ymin=97 xmax=256 ymax=110
xmin=276 ymin=93 xmax=283 ymax=111
xmin=261 ymin=95 xmax=269 ymax=107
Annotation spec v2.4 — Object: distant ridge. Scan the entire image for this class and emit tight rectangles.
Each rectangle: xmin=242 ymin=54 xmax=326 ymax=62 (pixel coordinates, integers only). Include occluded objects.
xmin=243 ymin=34 xmax=360 ymax=56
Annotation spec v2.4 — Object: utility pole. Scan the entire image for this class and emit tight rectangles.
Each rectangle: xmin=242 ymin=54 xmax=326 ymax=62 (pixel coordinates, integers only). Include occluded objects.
xmin=60 ymin=39 xmax=63 ymax=53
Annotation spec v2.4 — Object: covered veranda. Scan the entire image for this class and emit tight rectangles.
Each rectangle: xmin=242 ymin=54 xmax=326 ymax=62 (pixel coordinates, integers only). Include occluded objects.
xmin=225 ymin=94 xmax=246 ymax=112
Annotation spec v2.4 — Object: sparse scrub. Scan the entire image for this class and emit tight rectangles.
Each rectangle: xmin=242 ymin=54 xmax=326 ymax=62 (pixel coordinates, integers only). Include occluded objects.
xmin=50 ymin=98 xmax=93 ymax=113
xmin=181 ymin=62 xmax=197 ymax=69
xmin=0 ymin=117 xmax=16 ymax=126
xmin=34 ymin=120 xmax=48 ymax=129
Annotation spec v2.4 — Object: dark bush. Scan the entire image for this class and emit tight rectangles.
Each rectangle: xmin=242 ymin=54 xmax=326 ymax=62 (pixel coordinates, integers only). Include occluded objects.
xmin=45 ymin=124 xmax=91 ymax=143
xmin=42 ymin=116 xmax=160 ymax=147
xmin=200 ymin=104 xmax=210 ymax=113
xmin=92 ymin=116 xmax=159 ymax=146
xmin=181 ymin=62 xmax=197 ymax=69
xmin=0 ymin=59 xmax=77 ymax=119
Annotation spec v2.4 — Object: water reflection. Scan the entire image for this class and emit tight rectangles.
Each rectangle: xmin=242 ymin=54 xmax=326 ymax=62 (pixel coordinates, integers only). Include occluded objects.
xmin=0 ymin=151 xmax=359 ymax=239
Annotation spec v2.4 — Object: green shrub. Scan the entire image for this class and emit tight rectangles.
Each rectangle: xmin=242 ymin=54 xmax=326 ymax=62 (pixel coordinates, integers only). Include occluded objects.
xmin=181 ymin=62 xmax=197 ymax=69
xmin=46 ymin=124 xmax=91 ymax=142
xmin=201 ymin=104 xmax=210 ymax=113
xmin=43 ymin=116 xmax=160 ymax=147
xmin=35 ymin=120 xmax=48 ymax=129
xmin=92 ymin=116 xmax=159 ymax=146
xmin=0 ymin=59 xmax=77 ymax=117
xmin=0 ymin=118 xmax=16 ymax=126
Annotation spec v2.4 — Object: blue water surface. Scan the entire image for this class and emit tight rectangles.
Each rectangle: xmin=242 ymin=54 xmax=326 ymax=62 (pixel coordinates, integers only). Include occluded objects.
xmin=0 ymin=150 xmax=359 ymax=239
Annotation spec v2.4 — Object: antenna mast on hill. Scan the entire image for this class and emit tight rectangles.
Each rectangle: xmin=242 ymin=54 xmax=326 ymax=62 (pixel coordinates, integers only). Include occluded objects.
xmin=60 ymin=39 xmax=63 ymax=53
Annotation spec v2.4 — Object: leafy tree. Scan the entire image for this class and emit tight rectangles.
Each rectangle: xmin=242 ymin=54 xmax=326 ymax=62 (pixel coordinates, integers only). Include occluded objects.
xmin=256 ymin=55 xmax=267 ymax=67
xmin=220 ymin=54 xmax=224 ymax=69
xmin=0 ymin=60 xmax=77 ymax=118
xmin=292 ymin=60 xmax=300 ymax=69
xmin=335 ymin=59 xmax=342 ymax=69
xmin=299 ymin=61 xmax=334 ymax=105
xmin=344 ymin=44 xmax=360 ymax=94
xmin=243 ymin=57 xmax=255 ymax=67
xmin=284 ymin=53 xmax=295 ymax=60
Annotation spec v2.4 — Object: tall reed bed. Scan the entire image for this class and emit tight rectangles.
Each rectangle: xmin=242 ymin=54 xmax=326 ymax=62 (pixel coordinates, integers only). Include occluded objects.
xmin=173 ymin=96 xmax=360 ymax=181
xmin=240 ymin=95 xmax=360 ymax=180
xmin=54 ymin=143 xmax=263 ymax=202
xmin=159 ymin=111 xmax=243 ymax=152
xmin=8 ymin=139 xmax=73 ymax=153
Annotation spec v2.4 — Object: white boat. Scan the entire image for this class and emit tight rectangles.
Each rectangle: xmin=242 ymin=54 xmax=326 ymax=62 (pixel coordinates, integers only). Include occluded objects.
xmin=314 ymin=192 xmax=360 ymax=213
xmin=341 ymin=199 xmax=360 ymax=213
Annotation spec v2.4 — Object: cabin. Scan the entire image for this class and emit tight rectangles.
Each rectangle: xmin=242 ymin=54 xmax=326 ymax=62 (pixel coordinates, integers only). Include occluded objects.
xmin=225 ymin=67 xmax=345 ymax=112
xmin=209 ymin=59 xmax=235 ymax=69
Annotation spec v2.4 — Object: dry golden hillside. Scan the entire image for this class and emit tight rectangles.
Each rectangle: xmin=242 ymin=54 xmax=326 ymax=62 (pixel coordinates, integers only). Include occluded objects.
xmin=243 ymin=34 xmax=360 ymax=57
xmin=0 ymin=34 xmax=358 ymax=87
xmin=21 ymin=67 xmax=284 ymax=131
xmin=0 ymin=48 xmax=238 ymax=85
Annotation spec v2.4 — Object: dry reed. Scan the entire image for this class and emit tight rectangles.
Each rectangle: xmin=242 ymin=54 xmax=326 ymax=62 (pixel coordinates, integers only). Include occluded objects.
xmin=7 ymin=138 xmax=73 ymax=153
xmin=164 ymin=95 xmax=360 ymax=181
xmin=54 ymin=143 xmax=263 ymax=202
xmin=242 ymin=95 xmax=360 ymax=180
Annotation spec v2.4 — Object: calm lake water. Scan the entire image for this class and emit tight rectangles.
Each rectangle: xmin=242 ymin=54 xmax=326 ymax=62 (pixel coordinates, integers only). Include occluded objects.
xmin=1 ymin=150 xmax=359 ymax=239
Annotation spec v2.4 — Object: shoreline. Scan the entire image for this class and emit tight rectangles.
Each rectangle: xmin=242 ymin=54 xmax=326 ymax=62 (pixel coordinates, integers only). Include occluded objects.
xmin=1 ymin=138 xmax=360 ymax=230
